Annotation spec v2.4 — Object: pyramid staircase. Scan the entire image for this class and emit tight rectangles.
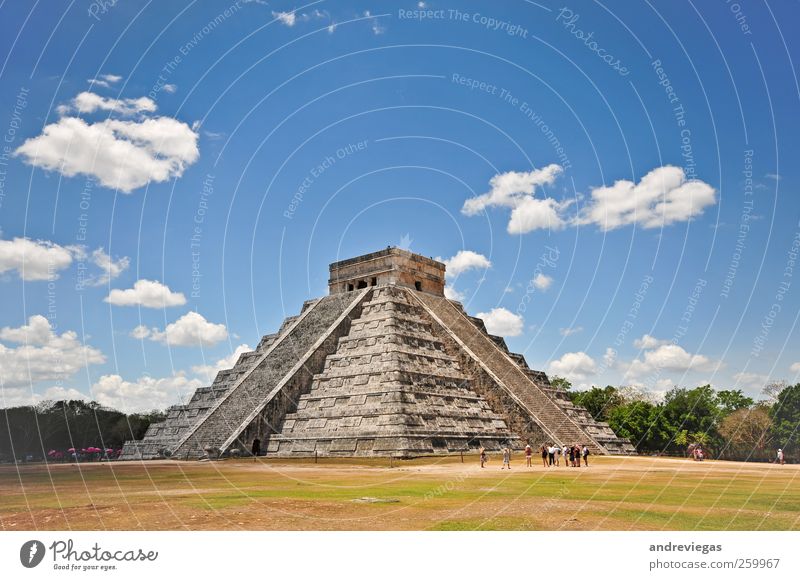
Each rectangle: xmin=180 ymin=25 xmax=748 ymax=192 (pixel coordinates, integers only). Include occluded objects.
xmin=121 ymin=290 xmax=367 ymax=459
xmin=412 ymin=292 xmax=634 ymax=454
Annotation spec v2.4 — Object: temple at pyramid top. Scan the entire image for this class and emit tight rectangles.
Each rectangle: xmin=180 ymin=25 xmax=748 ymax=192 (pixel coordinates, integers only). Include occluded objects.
xmin=329 ymin=247 xmax=445 ymax=296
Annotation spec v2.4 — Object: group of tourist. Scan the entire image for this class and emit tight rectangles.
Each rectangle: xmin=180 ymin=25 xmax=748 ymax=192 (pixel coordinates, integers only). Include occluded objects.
xmin=478 ymin=443 xmax=589 ymax=469
xmin=534 ymin=444 xmax=589 ymax=467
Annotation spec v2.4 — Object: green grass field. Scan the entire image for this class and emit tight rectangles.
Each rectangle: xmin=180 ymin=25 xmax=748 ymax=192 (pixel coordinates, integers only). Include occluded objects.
xmin=1 ymin=455 xmax=797 ymax=530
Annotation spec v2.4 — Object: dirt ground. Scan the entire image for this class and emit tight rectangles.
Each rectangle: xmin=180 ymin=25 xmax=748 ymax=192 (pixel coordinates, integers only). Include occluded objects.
xmin=1 ymin=455 xmax=798 ymax=531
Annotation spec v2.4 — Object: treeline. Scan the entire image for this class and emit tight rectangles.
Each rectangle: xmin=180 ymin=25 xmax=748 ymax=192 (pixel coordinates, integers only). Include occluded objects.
xmin=0 ymin=400 xmax=165 ymax=462
xmin=554 ymin=378 xmax=800 ymax=461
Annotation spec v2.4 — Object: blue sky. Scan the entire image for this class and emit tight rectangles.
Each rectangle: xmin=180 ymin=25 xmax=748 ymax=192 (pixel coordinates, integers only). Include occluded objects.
xmin=0 ymin=0 xmax=798 ymax=411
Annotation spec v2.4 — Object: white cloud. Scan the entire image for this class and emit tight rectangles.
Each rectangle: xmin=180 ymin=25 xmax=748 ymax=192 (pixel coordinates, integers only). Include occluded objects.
xmin=15 ymin=114 xmax=199 ymax=193
xmin=463 ymin=165 xmax=716 ymax=235
xmin=633 ymin=334 xmax=671 ymax=349
xmin=0 ymin=315 xmax=105 ymax=388
xmin=58 ymin=91 xmax=157 ymax=116
xmin=462 ymin=165 xmax=563 ymax=216
xmin=476 ymin=307 xmax=524 ymax=337
xmin=532 ymin=273 xmax=553 ymax=291
xmin=559 ymin=326 xmax=583 ymax=336
xmin=161 ymin=84 xmax=177 ymax=94
xmin=0 ymin=236 xmax=83 ymax=281
xmin=91 ymin=373 xmax=202 ymax=413
xmin=191 ymin=343 xmax=251 ymax=383
xmin=507 ymin=196 xmax=568 ymax=234
xmin=106 ymin=279 xmax=186 ymax=308
xmin=791 ymin=362 xmax=800 ymax=373
xmin=272 ymin=11 xmax=296 ymax=26
xmin=130 ymin=325 xmax=151 ymax=340
xmin=765 ymin=173 xmax=780 ymax=181
xmin=0 ymin=385 xmax=90 ymax=408
xmin=85 ymin=248 xmax=129 ymax=286
xmin=624 ymin=339 xmax=717 ymax=379
xmin=371 ymin=19 xmax=385 ymax=35
xmin=733 ymin=371 xmax=769 ymax=391
xmin=443 ymin=285 xmax=465 ymax=301
xmin=87 ymin=79 xmax=111 ymax=89
xmin=86 ymin=74 xmax=121 ymax=90
xmin=440 ymin=250 xmax=491 ymax=278
xmin=132 ymin=311 xmax=227 ymax=347
xmin=548 ymin=351 xmax=597 ymax=381
xmin=603 ymin=347 xmax=617 ymax=368
xmin=577 ymin=166 xmax=716 ymax=231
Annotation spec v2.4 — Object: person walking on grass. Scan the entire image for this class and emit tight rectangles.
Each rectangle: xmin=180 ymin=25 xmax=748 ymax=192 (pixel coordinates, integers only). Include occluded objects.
xmin=777 ymin=448 xmax=785 ymax=465
xmin=562 ymin=445 xmax=569 ymax=467
xmin=548 ymin=445 xmax=555 ymax=466
xmin=525 ymin=443 xmax=532 ymax=467
xmin=479 ymin=446 xmax=487 ymax=468
xmin=541 ymin=444 xmax=548 ymax=467
xmin=501 ymin=446 xmax=511 ymax=469
xmin=555 ymin=445 xmax=561 ymax=467
xmin=582 ymin=445 xmax=589 ymax=467
xmin=568 ymin=445 xmax=576 ymax=467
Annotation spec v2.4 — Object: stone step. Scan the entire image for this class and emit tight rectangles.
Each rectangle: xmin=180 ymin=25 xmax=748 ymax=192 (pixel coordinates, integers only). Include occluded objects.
xmin=413 ymin=291 xmax=607 ymax=454
xmin=171 ymin=290 xmax=368 ymax=458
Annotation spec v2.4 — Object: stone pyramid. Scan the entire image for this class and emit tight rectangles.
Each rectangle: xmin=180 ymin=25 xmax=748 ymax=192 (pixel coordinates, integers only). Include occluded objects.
xmin=121 ymin=248 xmax=634 ymax=459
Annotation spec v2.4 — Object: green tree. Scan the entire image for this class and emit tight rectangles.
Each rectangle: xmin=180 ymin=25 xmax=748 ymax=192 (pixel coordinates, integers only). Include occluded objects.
xmin=662 ymin=385 xmax=721 ymax=452
xmin=550 ymin=376 xmax=572 ymax=391
xmin=769 ymin=383 xmax=800 ymax=454
xmin=608 ymin=401 xmax=671 ymax=452
xmin=572 ymin=386 xmax=623 ymax=421
xmin=715 ymin=390 xmax=754 ymax=416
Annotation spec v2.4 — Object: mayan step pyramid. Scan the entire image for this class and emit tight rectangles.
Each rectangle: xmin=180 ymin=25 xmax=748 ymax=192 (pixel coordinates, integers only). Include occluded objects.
xmin=121 ymin=248 xmax=634 ymax=459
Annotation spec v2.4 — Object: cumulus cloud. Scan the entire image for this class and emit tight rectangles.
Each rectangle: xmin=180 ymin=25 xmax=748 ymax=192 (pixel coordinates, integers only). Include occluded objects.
xmin=463 ymin=165 xmax=716 ymax=234
xmin=624 ymin=336 xmax=717 ymax=379
xmin=272 ymin=11 xmax=296 ymax=26
xmin=476 ymin=307 xmax=524 ymax=337
xmin=191 ymin=343 xmax=252 ymax=383
xmin=508 ymin=197 xmax=568 ymax=234
xmin=58 ymin=91 xmax=156 ymax=116
xmin=548 ymin=351 xmax=597 ymax=381
xmin=131 ymin=311 xmax=227 ymax=347
xmin=532 ymin=273 xmax=553 ymax=291
xmin=462 ymin=165 xmax=563 ymax=216
xmin=790 ymin=362 xmax=800 ymax=373
xmin=0 ymin=315 xmax=105 ymax=388
xmin=732 ymin=371 xmax=769 ymax=391
xmin=444 ymin=285 xmax=465 ymax=301
xmin=633 ymin=334 xmax=671 ymax=350
xmin=0 ymin=236 xmax=83 ymax=281
xmin=15 ymin=98 xmax=199 ymax=192
xmin=577 ymin=166 xmax=716 ymax=231
xmin=130 ymin=325 xmax=151 ymax=340
xmin=0 ymin=385 xmax=90 ymax=408
xmin=85 ymin=248 xmax=129 ymax=286
xmin=86 ymin=74 xmax=122 ymax=90
xmin=440 ymin=250 xmax=491 ymax=279
xmin=91 ymin=373 xmax=202 ymax=413
xmin=106 ymin=279 xmax=186 ymax=308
